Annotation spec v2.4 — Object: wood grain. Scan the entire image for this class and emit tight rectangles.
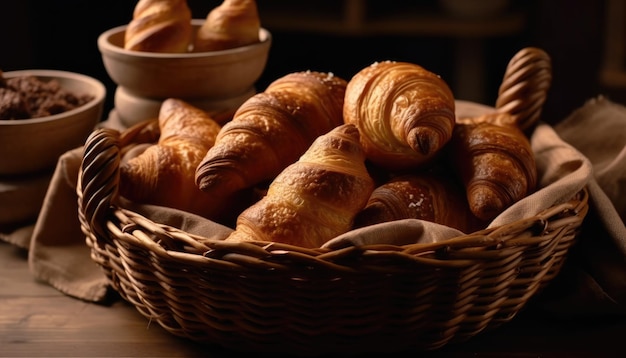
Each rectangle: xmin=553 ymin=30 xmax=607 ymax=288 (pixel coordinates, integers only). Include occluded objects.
xmin=1 ymin=240 xmax=623 ymax=357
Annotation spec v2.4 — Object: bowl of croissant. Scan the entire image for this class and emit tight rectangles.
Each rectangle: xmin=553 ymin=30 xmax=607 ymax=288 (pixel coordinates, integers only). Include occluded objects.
xmin=97 ymin=0 xmax=272 ymax=101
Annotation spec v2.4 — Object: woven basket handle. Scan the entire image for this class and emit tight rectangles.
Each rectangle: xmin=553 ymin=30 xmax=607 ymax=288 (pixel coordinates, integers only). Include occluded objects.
xmin=77 ymin=127 xmax=122 ymax=243
xmin=495 ymin=47 xmax=552 ymax=131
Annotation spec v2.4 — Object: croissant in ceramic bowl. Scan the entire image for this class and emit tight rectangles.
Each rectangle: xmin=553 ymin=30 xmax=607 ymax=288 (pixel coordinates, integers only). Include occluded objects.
xmin=124 ymin=0 xmax=193 ymax=53
xmin=193 ymin=0 xmax=261 ymax=52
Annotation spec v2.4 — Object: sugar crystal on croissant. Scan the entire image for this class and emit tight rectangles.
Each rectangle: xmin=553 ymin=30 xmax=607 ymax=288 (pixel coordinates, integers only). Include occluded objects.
xmin=353 ymin=171 xmax=485 ymax=233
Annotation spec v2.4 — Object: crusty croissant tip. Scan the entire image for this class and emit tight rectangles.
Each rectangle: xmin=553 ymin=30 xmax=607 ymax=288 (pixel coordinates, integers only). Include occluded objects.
xmin=408 ymin=127 xmax=439 ymax=155
xmin=467 ymin=185 xmax=508 ymax=221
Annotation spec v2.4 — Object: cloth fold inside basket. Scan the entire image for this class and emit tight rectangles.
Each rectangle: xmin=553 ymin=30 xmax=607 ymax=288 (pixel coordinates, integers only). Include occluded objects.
xmin=533 ymin=96 xmax=626 ymax=318
xmin=22 ymin=99 xmax=626 ymax=318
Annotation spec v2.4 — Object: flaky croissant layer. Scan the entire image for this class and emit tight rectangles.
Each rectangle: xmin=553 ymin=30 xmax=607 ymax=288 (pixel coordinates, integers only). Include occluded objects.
xmin=344 ymin=61 xmax=456 ymax=171
xmin=225 ymin=124 xmax=375 ymax=248
xmin=195 ymin=70 xmax=348 ymax=199
xmin=353 ymin=171 xmax=485 ymax=233
xmin=119 ymin=98 xmax=225 ymax=218
xmin=193 ymin=0 xmax=261 ymax=52
xmin=124 ymin=0 xmax=193 ymax=53
xmin=450 ymin=113 xmax=537 ymax=221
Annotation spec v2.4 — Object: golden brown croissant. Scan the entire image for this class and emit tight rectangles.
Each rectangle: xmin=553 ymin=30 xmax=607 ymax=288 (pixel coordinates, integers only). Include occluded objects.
xmin=195 ymin=71 xmax=347 ymax=199
xmin=344 ymin=61 xmax=456 ymax=171
xmin=193 ymin=0 xmax=260 ymax=52
xmin=353 ymin=171 xmax=485 ymax=233
xmin=119 ymin=98 xmax=226 ymax=218
xmin=449 ymin=112 xmax=537 ymax=221
xmin=124 ymin=0 xmax=192 ymax=53
xmin=225 ymin=124 xmax=375 ymax=248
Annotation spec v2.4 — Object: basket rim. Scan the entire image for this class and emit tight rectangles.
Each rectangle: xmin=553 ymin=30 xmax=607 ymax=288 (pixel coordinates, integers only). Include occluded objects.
xmin=84 ymin=184 xmax=588 ymax=274
xmin=77 ymin=115 xmax=590 ymax=270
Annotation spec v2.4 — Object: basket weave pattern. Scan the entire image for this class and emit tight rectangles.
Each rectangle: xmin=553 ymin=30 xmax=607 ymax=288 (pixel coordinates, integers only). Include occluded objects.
xmin=77 ymin=124 xmax=589 ymax=354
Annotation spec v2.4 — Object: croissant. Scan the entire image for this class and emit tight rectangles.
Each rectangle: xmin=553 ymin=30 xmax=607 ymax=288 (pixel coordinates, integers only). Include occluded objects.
xmin=353 ymin=171 xmax=485 ymax=233
xmin=124 ymin=0 xmax=192 ymax=53
xmin=225 ymin=124 xmax=375 ymax=248
xmin=195 ymin=71 xmax=347 ymax=198
xmin=193 ymin=0 xmax=260 ymax=52
xmin=344 ymin=61 xmax=456 ymax=171
xmin=449 ymin=112 xmax=537 ymax=221
xmin=119 ymin=98 xmax=227 ymax=218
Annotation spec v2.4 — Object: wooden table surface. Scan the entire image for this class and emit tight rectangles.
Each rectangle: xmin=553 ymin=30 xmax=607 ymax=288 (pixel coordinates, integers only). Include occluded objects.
xmin=1 ymin=240 xmax=624 ymax=358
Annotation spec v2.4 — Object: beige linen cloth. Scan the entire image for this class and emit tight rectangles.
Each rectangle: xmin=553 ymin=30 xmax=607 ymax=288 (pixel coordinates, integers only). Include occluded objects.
xmin=7 ymin=98 xmax=625 ymax=317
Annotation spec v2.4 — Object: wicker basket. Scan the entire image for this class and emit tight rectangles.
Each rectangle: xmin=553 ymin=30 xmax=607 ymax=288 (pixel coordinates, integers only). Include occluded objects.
xmin=77 ymin=48 xmax=589 ymax=355
xmin=77 ymin=124 xmax=588 ymax=355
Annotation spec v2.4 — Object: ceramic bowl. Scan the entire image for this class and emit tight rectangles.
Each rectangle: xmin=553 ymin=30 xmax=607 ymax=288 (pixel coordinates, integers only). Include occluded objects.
xmin=0 ymin=70 xmax=106 ymax=176
xmin=113 ymin=86 xmax=255 ymax=127
xmin=97 ymin=19 xmax=272 ymax=100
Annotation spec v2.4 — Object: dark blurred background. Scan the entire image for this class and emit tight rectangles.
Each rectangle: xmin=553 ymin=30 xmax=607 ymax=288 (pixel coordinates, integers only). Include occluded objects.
xmin=2 ymin=0 xmax=622 ymax=125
